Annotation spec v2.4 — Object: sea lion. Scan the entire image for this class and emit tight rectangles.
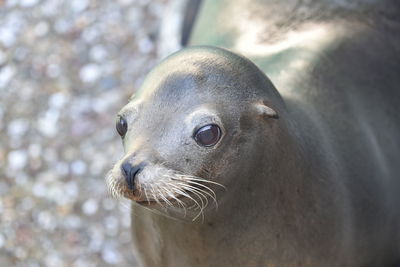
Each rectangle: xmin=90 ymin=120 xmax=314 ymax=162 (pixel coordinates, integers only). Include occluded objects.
xmin=106 ymin=46 xmax=400 ymax=266
xmin=106 ymin=0 xmax=400 ymax=266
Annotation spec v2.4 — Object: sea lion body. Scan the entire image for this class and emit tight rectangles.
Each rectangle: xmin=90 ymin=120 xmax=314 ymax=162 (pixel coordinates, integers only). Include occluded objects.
xmin=107 ymin=1 xmax=400 ymax=266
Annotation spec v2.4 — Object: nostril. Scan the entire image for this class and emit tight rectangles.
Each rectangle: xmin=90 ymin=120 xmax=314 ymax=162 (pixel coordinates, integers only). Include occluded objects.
xmin=129 ymin=165 xmax=142 ymax=180
xmin=121 ymin=162 xmax=133 ymax=178
xmin=121 ymin=161 xmax=144 ymax=190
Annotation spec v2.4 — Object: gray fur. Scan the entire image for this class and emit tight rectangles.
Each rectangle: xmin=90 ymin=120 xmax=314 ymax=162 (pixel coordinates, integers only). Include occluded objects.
xmin=107 ymin=1 xmax=400 ymax=266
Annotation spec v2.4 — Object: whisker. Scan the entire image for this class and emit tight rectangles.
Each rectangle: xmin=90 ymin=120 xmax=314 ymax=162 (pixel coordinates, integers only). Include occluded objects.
xmin=163 ymin=187 xmax=187 ymax=217
xmin=167 ymin=177 xmax=216 ymax=203
xmin=181 ymin=186 xmax=206 ymax=221
xmin=106 ymin=163 xmax=227 ymax=222
xmin=182 ymin=180 xmax=218 ymax=209
xmin=176 ymin=182 xmax=210 ymax=209
xmin=143 ymin=188 xmax=151 ymax=205
xmin=161 ymin=181 xmax=187 ymax=207
xmin=167 ymin=183 xmax=202 ymax=211
xmin=150 ymin=184 xmax=166 ymax=210
xmin=156 ymin=186 xmax=174 ymax=208
xmin=174 ymin=175 xmax=226 ymax=189
xmin=165 ymin=174 xmax=218 ymax=202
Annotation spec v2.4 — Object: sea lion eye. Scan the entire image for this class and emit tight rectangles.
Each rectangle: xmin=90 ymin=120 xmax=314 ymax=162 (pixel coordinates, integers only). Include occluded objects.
xmin=194 ymin=124 xmax=221 ymax=147
xmin=116 ymin=116 xmax=128 ymax=137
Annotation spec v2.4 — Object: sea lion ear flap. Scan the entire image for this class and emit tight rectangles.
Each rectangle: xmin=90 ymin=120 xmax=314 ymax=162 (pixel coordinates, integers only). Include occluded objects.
xmin=253 ymin=102 xmax=279 ymax=119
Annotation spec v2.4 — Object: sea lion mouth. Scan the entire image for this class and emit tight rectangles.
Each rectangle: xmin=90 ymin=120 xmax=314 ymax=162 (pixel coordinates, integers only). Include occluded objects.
xmin=135 ymin=193 xmax=186 ymax=206
xmin=133 ymin=187 xmax=218 ymax=221
xmin=133 ymin=181 xmax=213 ymax=205
xmin=106 ymin=165 xmax=225 ymax=221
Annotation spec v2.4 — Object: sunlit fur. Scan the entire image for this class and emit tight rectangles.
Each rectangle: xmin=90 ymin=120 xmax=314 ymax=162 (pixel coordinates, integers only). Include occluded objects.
xmin=106 ymin=164 xmax=225 ymax=221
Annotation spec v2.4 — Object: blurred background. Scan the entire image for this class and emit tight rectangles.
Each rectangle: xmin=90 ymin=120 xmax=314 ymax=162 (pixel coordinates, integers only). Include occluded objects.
xmin=0 ymin=0 xmax=189 ymax=266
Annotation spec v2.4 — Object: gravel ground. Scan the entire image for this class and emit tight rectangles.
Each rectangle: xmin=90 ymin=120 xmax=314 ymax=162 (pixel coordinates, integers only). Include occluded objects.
xmin=0 ymin=0 xmax=178 ymax=266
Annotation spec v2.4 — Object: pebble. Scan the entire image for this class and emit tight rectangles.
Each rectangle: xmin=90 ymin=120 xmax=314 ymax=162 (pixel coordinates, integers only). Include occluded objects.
xmin=63 ymin=215 xmax=82 ymax=229
xmin=88 ymin=226 xmax=104 ymax=252
xmin=34 ymin=21 xmax=49 ymax=37
xmin=43 ymin=148 xmax=58 ymax=164
xmin=0 ymin=65 xmax=16 ymax=88
xmin=0 ymin=0 xmax=173 ymax=265
xmin=82 ymin=198 xmax=99 ymax=215
xmin=49 ymin=92 xmax=68 ymax=109
xmin=0 ymin=27 xmax=17 ymax=47
xmin=71 ymin=160 xmax=87 ymax=175
xmin=138 ymin=36 xmax=155 ymax=54
xmin=7 ymin=119 xmax=29 ymax=137
xmin=70 ymin=0 xmax=89 ymax=14
xmin=53 ymin=18 xmax=71 ymax=34
xmin=14 ymin=46 xmax=29 ymax=62
xmin=37 ymin=109 xmax=60 ymax=138
xmin=19 ymin=197 xmax=34 ymax=211
xmin=79 ymin=63 xmax=101 ymax=83
xmin=118 ymin=0 xmax=134 ymax=6
xmin=104 ymin=215 xmax=119 ymax=236
xmin=8 ymin=150 xmax=28 ymax=170
xmin=44 ymin=254 xmax=64 ymax=267
xmin=32 ymin=182 xmax=47 ymax=198
xmin=55 ymin=161 xmax=69 ymax=176
xmin=73 ymin=258 xmax=95 ymax=267
xmin=0 ymin=106 xmax=3 ymax=130
xmin=89 ymin=44 xmax=108 ymax=62
xmin=15 ymin=246 xmax=28 ymax=259
xmin=65 ymin=181 xmax=79 ymax=198
xmin=46 ymin=64 xmax=61 ymax=78
xmin=0 ymin=234 xmax=4 ymax=248
xmin=19 ymin=0 xmax=40 ymax=8
xmin=6 ymin=0 xmax=18 ymax=7
xmin=37 ymin=211 xmax=56 ymax=231
xmin=102 ymin=198 xmax=117 ymax=210
xmin=28 ymin=144 xmax=42 ymax=158
xmin=0 ymin=50 xmax=7 ymax=65
xmin=15 ymin=172 xmax=28 ymax=185
xmin=101 ymin=243 xmax=122 ymax=264
xmin=0 ymin=182 xmax=10 ymax=196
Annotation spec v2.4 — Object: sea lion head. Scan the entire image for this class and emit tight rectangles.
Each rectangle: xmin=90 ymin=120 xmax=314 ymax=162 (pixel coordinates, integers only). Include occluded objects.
xmin=106 ymin=46 xmax=285 ymax=221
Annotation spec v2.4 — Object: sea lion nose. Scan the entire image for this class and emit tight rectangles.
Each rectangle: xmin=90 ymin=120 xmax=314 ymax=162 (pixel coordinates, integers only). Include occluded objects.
xmin=121 ymin=161 xmax=144 ymax=190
